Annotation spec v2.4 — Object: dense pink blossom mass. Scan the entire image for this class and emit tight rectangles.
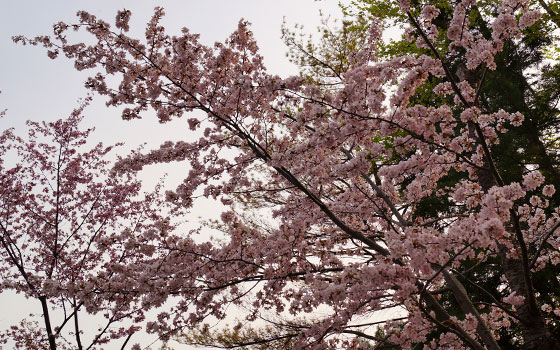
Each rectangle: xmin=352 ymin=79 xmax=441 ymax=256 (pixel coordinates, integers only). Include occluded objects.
xmin=4 ymin=0 xmax=560 ymax=349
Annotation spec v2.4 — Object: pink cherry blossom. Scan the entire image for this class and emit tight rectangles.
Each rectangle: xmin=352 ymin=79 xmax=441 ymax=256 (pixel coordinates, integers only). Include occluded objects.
xmin=11 ymin=1 xmax=560 ymax=349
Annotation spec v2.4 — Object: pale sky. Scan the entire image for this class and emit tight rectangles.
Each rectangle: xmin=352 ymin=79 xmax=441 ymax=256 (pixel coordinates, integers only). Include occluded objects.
xmin=0 ymin=1 xmax=350 ymax=349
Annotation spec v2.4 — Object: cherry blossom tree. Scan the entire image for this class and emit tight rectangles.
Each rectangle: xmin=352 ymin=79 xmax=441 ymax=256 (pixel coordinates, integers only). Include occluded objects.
xmin=0 ymin=101 xmax=179 ymax=350
xmin=277 ymin=0 xmax=560 ymax=347
xmin=16 ymin=0 xmax=560 ymax=348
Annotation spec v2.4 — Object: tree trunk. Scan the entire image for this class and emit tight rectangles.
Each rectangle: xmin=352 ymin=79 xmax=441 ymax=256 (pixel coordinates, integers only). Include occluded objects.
xmin=500 ymin=251 xmax=560 ymax=350
xmin=39 ymin=296 xmax=57 ymax=350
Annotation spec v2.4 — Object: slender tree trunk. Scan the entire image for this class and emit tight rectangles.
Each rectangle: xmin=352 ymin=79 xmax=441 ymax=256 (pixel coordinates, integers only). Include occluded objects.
xmin=74 ymin=309 xmax=83 ymax=350
xmin=39 ymin=296 xmax=57 ymax=350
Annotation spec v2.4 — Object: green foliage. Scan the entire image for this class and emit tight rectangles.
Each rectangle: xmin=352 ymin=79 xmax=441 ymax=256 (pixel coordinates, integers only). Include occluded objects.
xmin=282 ymin=14 xmax=370 ymax=85
xmin=178 ymin=322 xmax=300 ymax=349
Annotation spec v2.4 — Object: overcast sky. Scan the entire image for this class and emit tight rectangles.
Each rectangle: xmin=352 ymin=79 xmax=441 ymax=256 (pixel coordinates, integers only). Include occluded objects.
xmin=0 ymin=1 xmax=349 ymax=349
